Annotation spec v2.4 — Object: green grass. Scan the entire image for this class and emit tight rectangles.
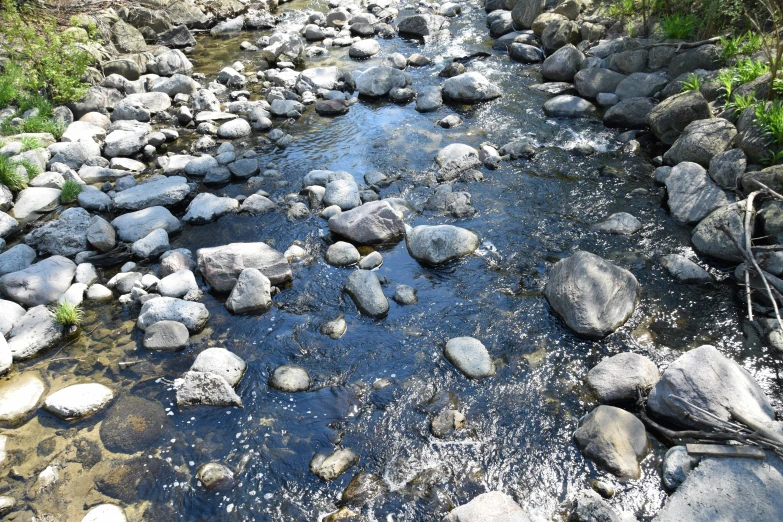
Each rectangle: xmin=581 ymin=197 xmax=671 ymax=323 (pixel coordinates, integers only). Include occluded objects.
xmin=52 ymin=302 xmax=84 ymax=327
xmin=720 ymin=31 xmax=764 ymax=60
xmin=0 ymin=155 xmax=38 ymax=190
xmin=726 ymin=93 xmax=759 ymax=116
xmin=681 ymin=74 xmax=701 ymax=92
xmin=734 ymin=58 xmax=769 ymax=84
xmin=661 ymin=13 xmax=697 ymax=40
xmin=756 ymin=100 xmax=783 ymax=144
xmin=60 ymin=180 xmax=82 ymax=203
xmin=19 ymin=135 xmax=42 ymax=151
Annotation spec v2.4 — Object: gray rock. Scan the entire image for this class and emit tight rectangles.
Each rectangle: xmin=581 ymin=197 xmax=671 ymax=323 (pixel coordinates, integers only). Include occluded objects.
xmin=107 ymin=272 xmax=141 ymax=293
xmin=7 ymin=305 xmax=63 ymax=360
xmin=197 ymin=462 xmax=235 ymax=491
xmin=569 ymin=489 xmax=621 ymax=522
xmin=86 ymin=284 xmax=112 ymax=301
xmin=615 ymin=72 xmax=668 ymax=99
xmin=328 ymin=200 xmax=405 ymax=244
xmin=610 ymin=49 xmax=648 ymax=74
xmin=183 ymin=193 xmax=238 ymax=224
xmin=660 ymin=254 xmax=713 ymax=283
xmin=574 ymin=68 xmax=626 ymax=99
xmin=150 ymin=74 xmax=200 ymax=96
xmin=1 ymin=256 xmax=76 ymax=306
xmin=0 ymin=212 xmax=17 ymax=238
xmin=603 ymin=97 xmax=656 ymax=128
xmin=240 ymin=194 xmax=276 ymax=214
xmin=81 ymin=504 xmax=127 ymax=522
xmin=48 ymin=140 xmax=101 ymax=170
xmin=647 ymin=345 xmax=775 ymax=429
xmin=84 ymin=216 xmax=115 ymax=253
xmin=543 ymin=95 xmax=597 ymax=118
xmin=349 ymin=39 xmax=380 ymax=58
xmin=511 ymin=0 xmax=546 ymax=29
xmin=509 ymin=43 xmax=544 ymax=63
xmin=226 ymin=268 xmax=272 ymax=314
xmin=691 ymin=201 xmax=747 ymax=262
xmin=586 ymin=352 xmax=660 ymax=403
xmin=595 ymin=212 xmax=642 ymax=234
xmin=143 ymin=320 xmax=189 ymax=350
xmin=444 ymin=337 xmax=496 ymax=379
xmin=664 ymin=118 xmax=737 ymax=167
xmin=175 ymin=371 xmax=242 ymax=407
xmin=416 ymin=86 xmax=443 ymax=112
xmin=574 ymin=405 xmax=649 ymax=480
xmin=664 ymin=162 xmax=729 ymax=224
xmin=216 ymin=118 xmax=251 ymax=139
xmin=0 ymin=299 xmax=25 ymax=337
xmin=197 ymin=242 xmax=291 ymax=291
xmin=112 ymin=175 xmax=191 ymax=210
xmin=326 ymin=242 xmax=360 ymax=266
xmin=355 ymin=66 xmax=412 ymax=97
xmin=344 ymin=270 xmax=389 ymax=318
xmin=541 ymin=19 xmax=580 ymax=53
xmin=444 ymin=491 xmax=532 ymax=522
xmin=228 ymin=158 xmax=259 ymax=179
xmin=542 ymin=44 xmax=584 ymax=82
xmin=669 ymin=45 xmax=722 ymax=79
xmin=157 ymin=269 xmax=198 ymax=298
xmin=270 ymin=99 xmax=305 ymax=118
xmin=269 ymin=364 xmax=310 ymax=392
xmin=150 ymin=49 xmax=192 ymax=76
xmin=406 ymin=225 xmax=479 ymax=265
xmin=78 ymin=187 xmax=112 ymax=211
xmin=392 ymin=284 xmax=418 ymax=305
xmin=397 ymin=14 xmax=447 ymax=37
xmin=310 ymin=448 xmax=359 ymax=480
xmin=103 ymin=129 xmax=148 ymax=158
xmin=708 ymin=148 xmax=746 ymax=189
xmin=324 ymin=179 xmax=361 ymax=210
xmin=191 ymin=347 xmax=246 ymax=387
xmin=662 ymin=446 xmax=700 ymax=491
xmin=648 ymin=91 xmax=712 ymax=145
xmin=137 ymin=297 xmax=209 ymax=332
xmin=544 ymin=251 xmax=639 ymax=339
xmin=0 ymin=371 xmax=46 ymax=423
xmin=11 ymin=187 xmax=61 ymax=220
xmin=132 ymin=228 xmax=169 ymax=258
xmin=358 ymin=251 xmax=383 ymax=269
xmin=0 ymin=244 xmax=36 ymax=277
xmin=43 ymin=383 xmax=113 ymax=420
xmin=441 ymin=72 xmax=502 ymax=103
xmin=25 ymin=207 xmax=90 ymax=257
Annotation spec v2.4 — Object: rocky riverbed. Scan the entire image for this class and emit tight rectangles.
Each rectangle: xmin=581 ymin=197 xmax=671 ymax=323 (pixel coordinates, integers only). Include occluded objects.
xmin=0 ymin=0 xmax=782 ymax=520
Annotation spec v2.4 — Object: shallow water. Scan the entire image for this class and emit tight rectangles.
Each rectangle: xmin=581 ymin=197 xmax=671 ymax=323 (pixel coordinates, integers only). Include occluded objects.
xmin=3 ymin=1 xmax=783 ymax=521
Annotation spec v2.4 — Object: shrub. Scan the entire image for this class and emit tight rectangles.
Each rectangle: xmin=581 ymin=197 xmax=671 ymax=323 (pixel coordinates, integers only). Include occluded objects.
xmin=734 ymin=58 xmax=770 ymax=83
xmin=721 ymin=31 xmax=765 ymax=59
xmin=681 ymin=74 xmax=701 ymax=92
xmin=756 ymin=100 xmax=783 ymax=145
xmin=19 ymin=135 xmax=42 ymax=151
xmin=60 ymin=180 xmax=82 ymax=203
xmin=661 ymin=13 xmax=697 ymax=40
xmin=52 ymin=302 xmax=84 ymax=327
xmin=726 ymin=93 xmax=759 ymax=116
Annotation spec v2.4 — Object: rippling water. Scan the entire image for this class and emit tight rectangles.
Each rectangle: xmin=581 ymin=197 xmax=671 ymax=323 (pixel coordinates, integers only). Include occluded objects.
xmin=5 ymin=1 xmax=783 ymax=521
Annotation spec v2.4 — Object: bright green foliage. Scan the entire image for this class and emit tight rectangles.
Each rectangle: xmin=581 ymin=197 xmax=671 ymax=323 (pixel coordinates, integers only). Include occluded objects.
xmin=19 ymin=135 xmax=42 ymax=151
xmin=721 ymin=31 xmax=765 ymax=59
xmin=60 ymin=180 xmax=82 ymax=203
xmin=764 ymin=149 xmax=783 ymax=165
xmin=756 ymin=100 xmax=783 ymax=144
xmin=661 ymin=13 xmax=698 ymax=39
xmin=52 ymin=302 xmax=84 ymax=327
xmin=681 ymin=74 xmax=701 ymax=92
xmin=726 ymin=93 xmax=759 ymax=116
xmin=0 ymin=155 xmax=35 ymax=191
xmin=734 ymin=58 xmax=770 ymax=83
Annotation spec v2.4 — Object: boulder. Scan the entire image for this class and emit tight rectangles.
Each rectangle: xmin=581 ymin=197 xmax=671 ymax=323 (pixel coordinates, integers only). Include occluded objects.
xmin=660 ymin=254 xmax=713 ymax=283
xmin=586 ymin=353 xmax=659 ymax=403
xmin=664 ymin=162 xmax=729 ymax=224
xmin=443 ymin=491 xmax=531 ymax=521
xmin=355 ymin=67 xmax=411 ymax=97
xmin=1 ymin=256 xmax=76 ymax=306
xmin=397 ymin=14 xmax=447 ymax=37
xmin=225 ymin=268 xmax=272 ymax=314
xmin=132 ymin=228 xmax=169 ymax=258
xmin=541 ymin=19 xmax=580 ymax=53
xmin=197 ymin=242 xmax=292 ymax=291
xmin=441 ymin=72 xmax=502 ymax=103
xmin=43 ymin=383 xmax=113 ymax=420
xmin=328 ymin=200 xmax=405 ymax=244
xmin=103 ymin=129 xmax=148 ymax=158
xmin=344 ymin=270 xmax=389 ymax=318
xmin=406 ymin=225 xmax=479 ymax=265
xmin=112 ymin=20 xmax=146 ymax=53
xmin=574 ymin=405 xmax=649 ymax=480
xmin=7 ymin=305 xmax=63 ymax=360
xmin=157 ymin=269 xmax=198 ymax=298
xmin=349 ymin=39 xmax=380 ymax=59
xmin=544 ymin=251 xmax=639 ymax=339
xmin=416 ymin=86 xmax=443 ymax=112
xmin=174 ymin=371 xmax=242 ymax=407
xmin=112 ymin=175 xmax=191 ymax=210
xmin=708 ymin=148 xmax=746 ymax=189
xmin=190 ymin=347 xmax=246 ymax=387
xmin=326 ymin=242 xmax=361 ymax=266
xmin=669 ymin=45 xmax=722 ymax=79
xmin=269 ymin=365 xmax=310 ymax=392
xmin=444 ymin=337 xmax=496 ymax=379
xmin=183 ymin=193 xmax=238 ymax=224
xmin=542 ymin=44 xmax=584 ymax=82
xmin=647 ymin=345 xmax=775 ymax=429
xmin=648 ymin=91 xmax=712 ymax=145
xmin=615 ymin=72 xmax=668 ymax=100
xmin=137 ymin=297 xmax=209 ymax=332
xmin=150 ymin=49 xmax=192 ymax=76
xmin=0 ymin=244 xmax=36 ymax=277
xmin=603 ymin=97 xmax=656 ymax=128
xmin=216 ymin=118 xmax=251 ymax=139
xmin=574 ymin=68 xmax=626 ymax=99
xmin=111 ymin=206 xmax=181 ymax=242
xmin=664 ymin=118 xmax=737 ymax=167
xmin=691 ymin=201 xmax=747 ymax=262
xmin=143 ymin=320 xmax=189 ymax=350
xmin=662 ymin=446 xmax=700 ymax=491
xmin=544 ymin=95 xmax=597 ymax=118
xmin=569 ymin=490 xmax=622 ymax=522
xmin=511 ymin=0 xmax=546 ymax=29
xmin=24 ymin=207 xmax=90 ymax=257
xmin=11 ymin=187 xmax=61 ymax=220
xmin=197 ymin=462 xmax=235 ymax=491
xmin=324 ymin=179 xmax=361 ymax=210
xmin=150 ymin=74 xmax=200 ymax=96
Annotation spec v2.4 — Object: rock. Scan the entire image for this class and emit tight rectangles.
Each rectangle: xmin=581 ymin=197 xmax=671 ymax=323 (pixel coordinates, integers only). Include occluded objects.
xmin=349 ymin=39 xmax=380 ymax=59
xmin=542 ymin=19 xmax=580 ymax=53
xmin=358 ymin=251 xmax=383 ymax=269
xmin=11 ymin=187 xmax=61 ymax=220
xmin=0 ymin=299 xmax=25 ymax=337
xmin=662 ymin=446 xmax=700 ymax=491
xmin=81 ymin=504 xmax=127 ymax=522
xmin=595 ymin=212 xmax=642 ymax=234
xmin=0 ymin=372 xmax=46 ymax=423
xmin=416 ymin=86 xmax=443 ymax=112
xmin=444 ymin=337 xmax=495 ymax=379
xmin=542 ymin=44 xmax=584 ymax=82
xmin=431 ymin=408 xmax=466 ymax=438
xmin=707 ymin=148 xmax=746 ymax=190
xmin=43 ymin=383 xmax=113 ymax=420
xmin=111 ymin=206 xmax=181 ymax=242
xmin=175 ymin=371 xmax=242 ymax=407
xmin=435 ymin=143 xmax=480 ymax=179
xmin=569 ymin=490 xmax=621 ymax=522
xmin=344 ymin=270 xmax=389 ymax=318
xmin=197 ymin=242 xmax=292 ymax=291
xmin=328 ymin=200 xmax=405 ymax=244
xmin=587 ymin=353 xmax=659 ymax=403
xmin=157 ymin=269 xmax=198 ymax=298
xmin=669 ymin=45 xmax=722 ymax=79
xmin=392 ymin=284 xmax=417 ymax=305
xmin=664 ymin=162 xmax=729 ymax=224
xmin=406 ymin=225 xmax=479 ymax=265
xmin=1 ymin=256 xmax=76 ymax=306
xmin=0 ymin=212 xmax=17 ymax=239
xmin=355 ymin=66 xmax=411 ymax=97
xmin=269 ymin=364 xmax=310 ymax=392
xmin=603 ymin=97 xmax=656 ymax=128
xmin=103 ymin=129 xmax=148 ymax=158
xmin=512 ymin=0 xmax=546 ymax=29
xmin=664 ymin=118 xmax=737 ymax=167
xmin=315 ymin=99 xmax=349 ymax=116
xmin=0 ymin=335 xmax=10 ymax=376
xmin=311 ymin=449 xmax=359 ymax=480
xmin=86 ymin=282 xmax=112 ymax=302
xmin=150 ymin=49 xmax=192 ymax=76
xmin=574 ymin=68 xmax=626 ymax=99
xmin=240 ymin=194 xmax=276 ymax=214
xmin=324 ymin=179 xmax=361 ymax=210
xmin=191 ymin=347 xmax=246 ymax=387
xmin=509 ymin=43 xmax=544 ymax=63
xmin=25 ymin=207 xmax=90 ymax=257
xmin=326 ymin=242 xmax=360 ymax=266
xmin=132 ymin=228 xmax=169 ymax=258
xmin=112 ymin=175 xmax=191 ymax=211
xmin=441 ymin=72 xmax=502 ymax=103
xmin=615 ymin=72 xmax=668 ymax=100
xmin=211 ymin=15 xmax=243 ymax=35
xmin=544 ymin=251 xmax=639 ymax=339
xmin=653 ymin=453 xmax=783 ymax=522
xmin=143 ymin=320 xmax=189 ymax=350
xmin=0 ymin=244 xmax=36 ymax=277
xmin=575 ymin=405 xmax=649 ymax=480
xmin=647 ymin=345 xmax=775 ymax=429
xmin=691 ymin=201 xmax=747 ymax=262
xmin=217 ymin=118 xmax=251 ymax=139
xmin=183 ymin=193 xmax=238 ymax=224
xmin=107 ymin=272 xmax=141 ymax=294
xmin=444 ymin=491 xmax=532 ymax=521
xmin=100 ymin=396 xmax=170 ymax=453
xmin=150 ymin=74 xmax=200 ymax=96
xmin=197 ymin=462 xmax=235 ymax=490
xmin=543 ymin=95 xmax=597 ymax=118
xmin=137 ymin=297 xmax=209 ymax=332
xmin=61 ymin=120 xmax=106 ymax=143
xmin=112 ymin=20 xmax=146 ymax=53
xmin=225 ymin=268 xmax=272 ymax=314
xmin=397 ymin=14 xmax=447 ymax=37
xmin=660 ymin=254 xmax=712 ymax=283
xmin=78 ymin=187 xmax=111 ymax=211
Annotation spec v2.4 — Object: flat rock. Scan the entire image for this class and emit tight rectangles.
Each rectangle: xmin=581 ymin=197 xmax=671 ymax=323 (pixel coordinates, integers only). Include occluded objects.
xmin=444 ymin=337 xmax=496 ymax=379
xmin=111 ymin=206 xmax=182 ymax=242
xmin=197 ymin=242 xmax=292 ymax=291
xmin=1 ymin=256 xmax=76 ymax=306
xmin=660 ymin=254 xmax=712 ymax=283
xmin=443 ymin=491 xmax=532 ymax=522
xmin=183 ymin=193 xmax=238 ymax=224
xmin=175 ymin=371 xmax=242 ymax=407
xmin=143 ymin=320 xmax=189 ymax=350
xmin=137 ymin=297 xmax=209 ymax=332
xmin=100 ymin=395 xmax=170 ymax=453
xmin=112 ymin=176 xmax=191 ymax=211
xmin=0 ymin=372 xmax=46 ymax=423
xmin=43 ymin=383 xmax=113 ymax=420
xmin=586 ymin=352 xmax=660 ymax=403
xmin=11 ymin=187 xmax=61 ymax=220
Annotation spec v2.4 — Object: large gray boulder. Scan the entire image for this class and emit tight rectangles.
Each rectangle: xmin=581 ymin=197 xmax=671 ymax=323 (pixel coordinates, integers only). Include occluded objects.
xmin=328 ymin=200 xmax=405 ymax=244
xmin=149 ymin=49 xmax=193 ymax=76
xmin=103 ymin=128 xmax=149 ymax=158
xmin=174 ymin=371 xmax=242 ymax=407
xmin=111 ymin=206 xmax=181 ymax=242
xmin=225 ymin=268 xmax=272 ymax=314
xmin=664 ymin=162 xmax=729 ymax=224
xmin=442 ymin=72 xmax=502 ymax=103
xmin=137 ymin=297 xmax=209 ymax=332
xmin=443 ymin=491 xmax=532 ymax=522
xmin=615 ymin=72 xmax=668 ymax=99
xmin=0 ymin=256 xmax=76 ymax=306
xmin=647 ymin=345 xmax=776 ymax=429
xmin=24 ymin=207 xmax=90 ymax=257
xmin=574 ymin=68 xmax=626 ymax=99
xmin=397 ymin=14 xmax=447 ymax=37
xmin=197 ymin=242 xmax=292 ymax=291
xmin=541 ymin=19 xmax=580 ymax=53
xmin=355 ymin=67 xmax=412 ymax=97
xmin=299 ymin=66 xmax=341 ymax=91
xmin=663 ymin=118 xmax=737 ymax=167
xmin=112 ymin=176 xmax=192 ymax=211
xmin=586 ymin=352 xmax=660 ymax=403
xmin=542 ymin=44 xmax=584 ymax=82
xmin=574 ymin=405 xmax=649 ymax=480
xmin=406 ymin=225 xmax=479 ymax=265
xmin=511 ymin=0 xmax=546 ymax=29
xmin=0 ymin=244 xmax=36 ymax=277
xmin=647 ymin=91 xmax=711 ymax=145
xmin=11 ymin=187 xmax=61 ymax=220
xmin=691 ymin=201 xmax=748 ymax=262
xmin=7 ymin=305 xmax=63 ymax=361
xmin=544 ymin=251 xmax=639 ymax=339
xmin=603 ymin=97 xmax=656 ymax=128
xmin=150 ymin=74 xmax=200 ymax=96
xmin=668 ymin=44 xmax=722 ymax=79
xmin=444 ymin=337 xmax=496 ymax=379
xmin=344 ymin=270 xmax=389 ymax=318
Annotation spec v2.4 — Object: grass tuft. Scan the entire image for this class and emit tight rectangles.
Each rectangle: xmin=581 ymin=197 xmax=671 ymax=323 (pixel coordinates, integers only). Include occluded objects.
xmin=52 ymin=301 xmax=84 ymax=327
xmin=60 ymin=179 xmax=82 ymax=203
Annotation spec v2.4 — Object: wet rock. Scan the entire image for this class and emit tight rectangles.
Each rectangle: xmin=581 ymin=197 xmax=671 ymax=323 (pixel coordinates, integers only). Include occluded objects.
xmin=442 ymin=72 xmax=502 ymax=103
xmin=326 ymin=241 xmax=361 ymax=267
xmin=157 ymin=269 xmax=199 ymax=298
xmin=587 ymin=353 xmax=660 ymax=403
xmin=544 ymin=251 xmax=639 ymax=339
xmin=662 ymin=446 xmax=700 ymax=491
xmin=183 ymin=193 xmax=239 ymax=224
xmin=143 ymin=320 xmax=189 ymax=350
xmin=1 ymin=256 xmax=76 ymax=306
xmin=175 ymin=371 xmax=242 ymax=407
xmin=341 ymin=471 xmax=388 ymax=506
xmin=240 ymin=194 xmax=276 ymax=214
xmin=439 ymin=62 xmax=466 ymax=78
xmin=132 ymin=228 xmax=169 ymax=258
xmin=226 ymin=268 xmax=272 ymax=314
xmin=691 ymin=201 xmax=747 ymax=262
xmin=100 ymin=396 xmax=169 ymax=453
xmin=0 ymin=496 xmax=15 ymax=517
xmin=344 ymin=270 xmax=389 ymax=318
xmin=542 ymin=44 xmax=584 ymax=82
xmin=311 ymin=448 xmax=359 ymax=480
xmin=0 ymin=371 xmax=45 ymax=423
xmin=324 ymin=507 xmax=359 ymax=521
xmin=113 ymin=175 xmax=192 ymax=211
xmin=137 ymin=297 xmax=209 ymax=332
xmin=269 ymin=364 xmax=310 ymax=392
xmin=81 ymin=504 xmax=127 ymax=522
xmin=397 ymin=14 xmax=447 ymax=37
xmin=94 ymin=456 xmax=176 ymax=502
xmin=569 ymin=489 xmax=621 ymax=522
xmin=444 ymin=337 xmax=495 ymax=379
xmin=444 ymin=491 xmax=532 ymax=522
xmin=574 ymin=405 xmax=649 ymax=480
xmin=349 ymin=39 xmax=380 ymax=59
xmin=197 ymin=462 xmax=235 ymax=490
xmin=316 ymin=99 xmax=349 ymax=116
xmin=664 ymin=162 xmax=729 ymax=224
xmin=406 ymin=225 xmax=479 ymax=265
xmin=416 ymin=86 xmax=443 ymax=112
xmin=574 ymin=68 xmax=626 ymax=99
xmin=543 ymin=95 xmax=597 ymax=118
xmin=358 ymin=251 xmax=383 ymax=269
xmin=603 ymin=97 xmax=656 ymax=128
xmin=647 ymin=345 xmax=775 ymax=429
xmin=191 ymin=347 xmax=246 ymax=387
xmin=0 ymin=299 xmax=25 ymax=337
xmin=663 ymin=118 xmax=737 ymax=167
xmin=197 ymin=242 xmax=292 ymax=290
xmin=328 ymin=200 xmax=405 ymax=244
xmin=660 ymin=254 xmax=712 ymax=283
xmin=431 ymin=409 xmax=466 ymax=438
xmin=43 ymin=383 xmax=113 ymax=420
xmin=615 ymin=72 xmax=668 ymax=100
xmin=709 ymin=148 xmax=746 ymax=189
xmin=391 ymin=284 xmax=417 ymax=305
xmin=0 ymin=244 xmax=36 ymax=277
xmin=324 ymin=179 xmax=361 ymax=210
xmin=509 ymin=43 xmax=544 ymax=63
xmin=595 ymin=212 xmax=641 ymax=234
xmin=355 ymin=66 xmax=411 ymax=97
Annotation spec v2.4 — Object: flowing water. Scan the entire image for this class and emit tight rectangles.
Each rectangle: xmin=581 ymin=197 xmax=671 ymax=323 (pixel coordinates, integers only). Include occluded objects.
xmin=3 ymin=1 xmax=783 ymax=521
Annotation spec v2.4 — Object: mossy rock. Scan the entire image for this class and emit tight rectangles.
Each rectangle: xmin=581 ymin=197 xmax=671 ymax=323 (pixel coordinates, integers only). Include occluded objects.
xmin=99 ymin=396 xmax=171 ymax=454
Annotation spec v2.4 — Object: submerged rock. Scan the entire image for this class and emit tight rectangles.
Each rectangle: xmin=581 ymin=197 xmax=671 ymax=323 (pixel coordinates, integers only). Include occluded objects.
xmin=0 ymin=371 xmax=46 ymax=423
xmin=143 ymin=320 xmax=190 ymax=350
xmin=659 ymin=254 xmax=712 ymax=283
xmin=595 ymin=213 xmax=642 ymax=234
xmin=197 ymin=462 xmax=235 ymax=491
xmin=43 ymin=383 xmax=114 ymax=420
xmin=443 ymin=491 xmax=532 ymax=521
xmin=100 ymin=396 xmax=170 ymax=454
xmin=311 ymin=448 xmax=359 ymax=480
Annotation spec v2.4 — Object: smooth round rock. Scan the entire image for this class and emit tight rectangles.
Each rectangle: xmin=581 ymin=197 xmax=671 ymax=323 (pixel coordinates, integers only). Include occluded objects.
xmin=143 ymin=320 xmax=190 ymax=350
xmin=81 ymin=504 xmax=127 ymax=522
xmin=43 ymin=383 xmax=114 ymax=420
xmin=269 ymin=364 xmax=310 ymax=392
xmin=444 ymin=337 xmax=496 ymax=379
xmin=197 ymin=462 xmax=235 ymax=490
xmin=99 ymin=396 xmax=170 ymax=454
xmin=325 ymin=241 xmax=361 ymax=266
